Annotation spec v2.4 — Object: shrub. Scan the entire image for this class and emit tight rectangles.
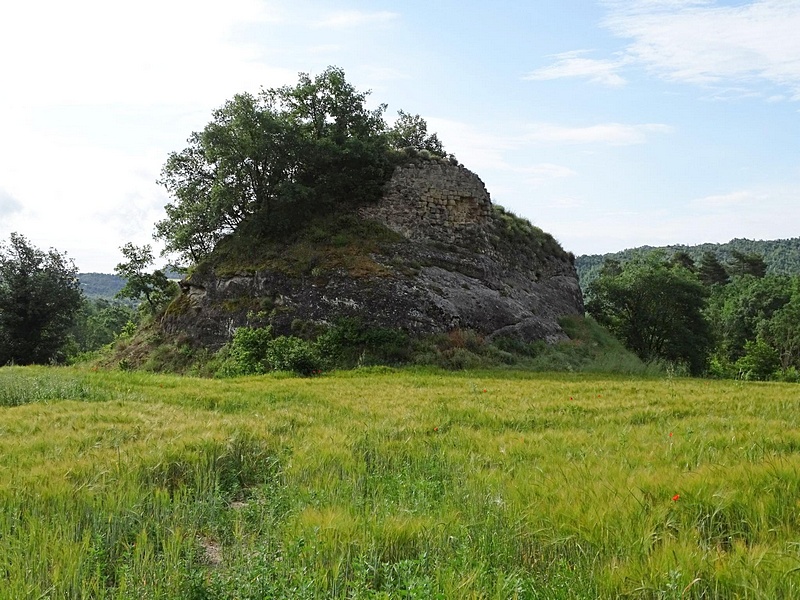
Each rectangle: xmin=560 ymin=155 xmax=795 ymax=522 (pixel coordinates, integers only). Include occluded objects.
xmin=316 ymin=318 xmax=412 ymax=368
xmin=225 ymin=326 xmax=273 ymax=375
xmin=708 ymin=354 xmax=738 ymax=379
xmin=491 ymin=335 xmax=545 ymax=358
xmin=776 ymin=366 xmax=800 ymax=383
xmin=266 ymin=336 xmax=322 ymax=376
xmin=736 ymin=338 xmax=780 ymax=380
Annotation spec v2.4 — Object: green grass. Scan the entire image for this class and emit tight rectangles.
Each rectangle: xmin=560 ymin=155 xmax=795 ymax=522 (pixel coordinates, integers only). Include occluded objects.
xmin=205 ymin=212 xmax=404 ymax=279
xmin=2 ymin=366 xmax=800 ymax=598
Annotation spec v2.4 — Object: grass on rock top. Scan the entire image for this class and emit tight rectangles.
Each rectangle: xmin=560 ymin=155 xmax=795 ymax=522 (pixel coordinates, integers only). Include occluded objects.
xmin=204 ymin=213 xmax=404 ymax=279
xmin=2 ymin=365 xmax=800 ymax=598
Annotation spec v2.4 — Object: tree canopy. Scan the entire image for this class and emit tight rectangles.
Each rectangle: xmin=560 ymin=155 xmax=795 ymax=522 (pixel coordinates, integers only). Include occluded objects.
xmin=155 ymin=67 xmax=444 ymax=264
xmin=698 ymin=251 xmax=730 ymax=286
xmin=586 ymin=252 xmax=711 ymax=374
xmin=728 ymin=250 xmax=767 ymax=278
xmin=114 ymin=243 xmax=177 ymax=314
xmin=0 ymin=233 xmax=83 ymax=365
xmin=705 ymin=274 xmax=794 ymax=368
xmin=585 ymin=246 xmax=800 ymax=381
xmin=576 ymin=238 xmax=800 ymax=293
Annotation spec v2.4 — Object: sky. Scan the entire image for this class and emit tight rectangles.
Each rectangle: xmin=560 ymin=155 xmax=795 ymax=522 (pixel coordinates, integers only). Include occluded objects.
xmin=1 ymin=0 xmax=799 ymax=272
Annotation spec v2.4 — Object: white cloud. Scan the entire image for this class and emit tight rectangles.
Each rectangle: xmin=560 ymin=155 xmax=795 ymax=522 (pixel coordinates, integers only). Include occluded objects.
xmin=428 ymin=118 xmax=671 ymax=174
xmin=0 ymin=189 xmax=22 ymax=218
xmin=0 ymin=0 xmax=294 ymax=107
xmin=531 ymin=2 xmax=800 ymax=99
xmin=311 ymin=10 xmax=399 ymax=29
xmin=307 ymin=44 xmax=343 ymax=55
xmin=361 ymin=66 xmax=410 ymax=82
xmin=519 ymin=163 xmax=577 ymax=183
xmin=692 ymin=189 xmax=756 ymax=209
xmin=0 ymin=116 xmax=169 ymax=271
xmin=524 ymin=50 xmax=629 ymax=86
xmin=426 ymin=118 xmax=520 ymax=172
xmin=523 ymin=122 xmax=672 ymax=145
xmin=549 ymin=196 xmax=586 ymax=210
xmin=602 ymin=0 xmax=800 ymax=98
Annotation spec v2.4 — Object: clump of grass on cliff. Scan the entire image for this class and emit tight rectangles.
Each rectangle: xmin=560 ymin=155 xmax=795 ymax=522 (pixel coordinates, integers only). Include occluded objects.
xmin=489 ymin=205 xmax=574 ymax=274
xmin=203 ymin=211 xmax=404 ymax=279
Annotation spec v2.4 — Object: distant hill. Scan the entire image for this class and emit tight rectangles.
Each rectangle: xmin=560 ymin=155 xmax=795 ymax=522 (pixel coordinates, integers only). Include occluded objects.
xmin=78 ymin=273 xmax=126 ymax=298
xmin=78 ymin=269 xmax=184 ymax=299
xmin=576 ymin=238 xmax=800 ymax=292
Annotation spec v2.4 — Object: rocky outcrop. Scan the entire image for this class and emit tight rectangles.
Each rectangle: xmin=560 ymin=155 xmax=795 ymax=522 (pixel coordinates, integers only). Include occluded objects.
xmin=358 ymin=160 xmax=492 ymax=245
xmin=163 ymin=159 xmax=584 ymax=349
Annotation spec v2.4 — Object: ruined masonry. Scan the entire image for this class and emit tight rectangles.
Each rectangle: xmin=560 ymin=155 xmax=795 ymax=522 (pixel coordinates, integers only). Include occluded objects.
xmin=360 ymin=160 xmax=492 ymax=245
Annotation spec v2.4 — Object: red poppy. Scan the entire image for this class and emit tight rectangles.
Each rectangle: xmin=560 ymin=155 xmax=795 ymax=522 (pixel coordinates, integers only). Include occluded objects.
xmin=672 ymin=494 xmax=680 ymax=502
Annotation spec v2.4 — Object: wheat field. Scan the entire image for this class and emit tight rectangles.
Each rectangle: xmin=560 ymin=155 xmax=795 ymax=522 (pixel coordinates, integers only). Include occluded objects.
xmin=1 ymin=366 xmax=800 ymax=598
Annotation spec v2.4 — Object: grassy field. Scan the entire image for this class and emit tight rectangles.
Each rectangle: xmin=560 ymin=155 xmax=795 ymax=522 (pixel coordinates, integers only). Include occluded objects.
xmin=2 ymin=366 xmax=800 ymax=598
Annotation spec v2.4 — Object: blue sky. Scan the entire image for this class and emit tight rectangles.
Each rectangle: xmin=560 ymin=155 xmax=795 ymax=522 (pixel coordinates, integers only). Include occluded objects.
xmin=1 ymin=0 xmax=799 ymax=272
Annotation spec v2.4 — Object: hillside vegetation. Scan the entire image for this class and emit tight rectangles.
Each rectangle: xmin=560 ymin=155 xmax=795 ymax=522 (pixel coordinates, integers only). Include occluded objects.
xmin=3 ymin=366 xmax=800 ymax=598
xmin=577 ymin=237 xmax=800 ymax=292
xmin=581 ymin=246 xmax=800 ymax=381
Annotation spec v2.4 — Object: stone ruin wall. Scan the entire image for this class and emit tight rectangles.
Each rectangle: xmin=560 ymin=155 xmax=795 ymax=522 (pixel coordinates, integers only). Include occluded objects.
xmin=360 ymin=160 xmax=493 ymax=245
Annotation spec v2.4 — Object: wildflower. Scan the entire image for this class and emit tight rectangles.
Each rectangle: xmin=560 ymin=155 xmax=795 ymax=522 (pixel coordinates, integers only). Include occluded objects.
xmin=482 ymin=389 xmax=487 ymax=393
xmin=433 ymin=427 xmax=439 ymax=432
xmin=669 ymin=432 xmax=673 ymax=438
xmin=672 ymin=494 xmax=680 ymax=502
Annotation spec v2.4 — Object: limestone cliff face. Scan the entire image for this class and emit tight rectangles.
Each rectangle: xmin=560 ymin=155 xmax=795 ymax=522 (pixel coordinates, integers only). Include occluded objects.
xmin=163 ymin=159 xmax=584 ymax=349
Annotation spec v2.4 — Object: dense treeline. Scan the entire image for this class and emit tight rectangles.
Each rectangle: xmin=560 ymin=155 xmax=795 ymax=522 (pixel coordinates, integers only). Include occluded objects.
xmin=586 ymin=249 xmax=800 ymax=380
xmin=0 ymin=234 xmax=173 ymax=365
xmin=577 ymin=237 xmax=800 ymax=292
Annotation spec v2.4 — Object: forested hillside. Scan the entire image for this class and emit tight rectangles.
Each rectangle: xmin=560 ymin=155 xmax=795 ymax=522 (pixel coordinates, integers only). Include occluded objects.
xmin=577 ymin=238 xmax=800 ymax=292
xmin=77 ymin=273 xmax=126 ymax=298
xmin=583 ymin=245 xmax=800 ymax=381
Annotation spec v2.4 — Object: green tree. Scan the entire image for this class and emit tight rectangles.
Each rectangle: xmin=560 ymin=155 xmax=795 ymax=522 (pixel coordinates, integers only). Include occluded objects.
xmin=155 ymin=67 xmax=407 ymax=263
xmin=736 ymin=338 xmax=780 ymax=380
xmin=761 ymin=282 xmax=800 ymax=373
xmin=278 ymin=67 xmax=393 ymax=212
xmin=67 ymin=298 xmax=135 ymax=355
xmin=670 ymin=250 xmax=696 ymax=272
xmin=729 ymin=250 xmax=767 ymax=278
xmin=0 ymin=233 xmax=83 ymax=365
xmin=698 ymin=251 xmax=730 ymax=286
xmin=705 ymin=275 xmax=792 ymax=363
xmin=586 ymin=253 xmax=711 ymax=374
xmin=156 ymin=93 xmax=298 ymax=262
xmin=598 ymin=257 xmax=623 ymax=278
xmin=114 ymin=243 xmax=177 ymax=313
xmin=388 ymin=110 xmax=445 ymax=155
